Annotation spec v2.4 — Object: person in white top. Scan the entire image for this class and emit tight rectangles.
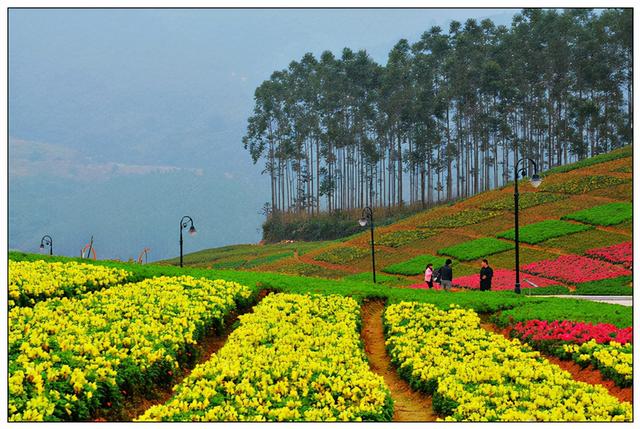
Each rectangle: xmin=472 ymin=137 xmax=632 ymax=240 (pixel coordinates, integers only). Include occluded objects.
xmin=424 ymin=263 xmax=434 ymax=289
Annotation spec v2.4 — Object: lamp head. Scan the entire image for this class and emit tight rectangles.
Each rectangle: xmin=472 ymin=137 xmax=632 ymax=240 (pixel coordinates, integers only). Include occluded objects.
xmin=40 ymin=243 xmax=45 ymax=249
xmin=358 ymin=218 xmax=368 ymax=227
xmin=530 ymin=174 xmax=542 ymax=188
xmin=188 ymin=225 xmax=197 ymax=236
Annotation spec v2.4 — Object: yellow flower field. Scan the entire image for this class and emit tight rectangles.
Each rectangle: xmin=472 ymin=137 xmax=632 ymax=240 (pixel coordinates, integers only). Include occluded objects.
xmin=384 ymin=302 xmax=632 ymax=422
xmin=9 ymin=260 xmax=132 ymax=308
xmin=138 ymin=293 xmax=392 ymax=421
xmin=9 ymin=275 xmax=252 ymax=422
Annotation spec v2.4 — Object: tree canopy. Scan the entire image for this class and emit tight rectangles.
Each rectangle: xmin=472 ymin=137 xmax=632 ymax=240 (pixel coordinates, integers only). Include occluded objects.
xmin=243 ymin=8 xmax=632 ymax=217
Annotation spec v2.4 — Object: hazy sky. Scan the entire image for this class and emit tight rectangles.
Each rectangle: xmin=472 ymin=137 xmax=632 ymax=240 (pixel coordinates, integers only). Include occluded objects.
xmin=9 ymin=8 xmax=518 ymax=259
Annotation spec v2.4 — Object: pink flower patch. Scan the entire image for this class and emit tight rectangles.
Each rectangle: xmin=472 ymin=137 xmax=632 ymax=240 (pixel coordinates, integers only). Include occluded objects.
xmin=512 ymin=319 xmax=632 ymax=345
xmin=522 ymin=255 xmax=631 ymax=284
xmin=450 ymin=269 xmax=561 ymax=291
xmin=585 ymin=241 xmax=632 ymax=269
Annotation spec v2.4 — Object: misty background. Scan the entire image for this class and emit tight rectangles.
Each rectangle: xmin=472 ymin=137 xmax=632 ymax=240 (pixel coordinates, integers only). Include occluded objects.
xmin=9 ymin=8 xmax=517 ymax=261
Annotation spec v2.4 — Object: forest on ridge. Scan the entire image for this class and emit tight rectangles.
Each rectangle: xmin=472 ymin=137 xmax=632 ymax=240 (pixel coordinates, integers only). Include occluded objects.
xmin=243 ymin=8 xmax=632 ymax=218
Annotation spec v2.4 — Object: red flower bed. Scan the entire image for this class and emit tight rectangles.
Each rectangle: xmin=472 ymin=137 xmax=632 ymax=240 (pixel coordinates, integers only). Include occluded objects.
xmin=522 ymin=255 xmax=631 ymax=284
xmin=450 ymin=269 xmax=560 ymax=290
xmin=585 ymin=241 xmax=632 ymax=269
xmin=511 ymin=319 xmax=632 ymax=346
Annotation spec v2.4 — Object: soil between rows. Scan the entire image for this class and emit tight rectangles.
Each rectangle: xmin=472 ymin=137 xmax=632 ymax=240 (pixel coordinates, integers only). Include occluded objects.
xmin=360 ymin=299 xmax=437 ymax=422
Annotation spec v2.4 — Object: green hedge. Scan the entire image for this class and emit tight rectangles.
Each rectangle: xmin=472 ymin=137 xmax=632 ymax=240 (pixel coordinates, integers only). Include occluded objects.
xmin=420 ymin=209 xmax=501 ymax=229
xmin=342 ymin=272 xmax=407 ymax=286
xmin=523 ymin=285 xmax=571 ymax=295
xmin=492 ymin=299 xmax=632 ymax=328
xmin=561 ymin=202 xmax=632 ymax=226
xmin=497 ymin=220 xmax=593 ymax=244
xmin=10 ymin=251 xmax=633 ymax=321
xmin=314 ymin=246 xmax=370 ymax=264
xmin=480 ymin=192 xmax=567 ymax=211
xmin=542 ymin=145 xmax=632 ymax=175
xmin=573 ymin=276 xmax=632 ymax=296
xmin=540 ymin=175 xmax=629 ymax=194
xmin=382 ymin=255 xmax=450 ymax=276
xmin=377 ymin=230 xmax=435 ymax=248
xmin=437 ymin=238 xmax=514 ymax=262
xmin=244 ymin=252 xmax=293 ymax=268
xmin=613 ymin=166 xmax=632 ymax=173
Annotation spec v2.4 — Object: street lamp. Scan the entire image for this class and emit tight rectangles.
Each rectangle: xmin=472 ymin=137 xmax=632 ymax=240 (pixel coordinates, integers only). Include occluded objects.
xmin=179 ymin=216 xmax=197 ymax=268
xmin=358 ymin=207 xmax=376 ymax=284
xmin=39 ymin=235 xmax=53 ymax=256
xmin=513 ymin=158 xmax=542 ymax=294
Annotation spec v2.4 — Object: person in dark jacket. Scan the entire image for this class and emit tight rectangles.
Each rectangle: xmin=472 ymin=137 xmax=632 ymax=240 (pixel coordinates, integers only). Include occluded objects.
xmin=479 ymin=259 xmax=493 ymax=291
xmin=439 ymin=259 xmax=453 ymax=291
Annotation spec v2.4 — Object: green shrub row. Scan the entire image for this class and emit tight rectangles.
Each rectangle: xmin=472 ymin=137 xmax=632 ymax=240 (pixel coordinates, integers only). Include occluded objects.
xmin=561 ymin=202 xmax=632 ymax=226
xmin=342 ymin=272 xmax=407 ymax=287
xmin=542 ymin=145 xmax=632 ymax=175
xmin=480 ymin=192 xmax=567 ymax=211
xmin=540 ymin=175 xmax=629 ymax=194
xmin=522 ymin=285 xmax=571 ymax=295
xmin=492 ymin=299 xmax=631 ymax=328
xmin=573 ymin=276 xmax=632 ymax=296
xmin=377 ymin=229 xmax=435 ymax=247
xmin=419 ymin=209 xmax=502 ymax=229
xmin=314 ymin=246 xmax=370 ymax=264
xmin=382 ymin=255 xmax=449 ymax=276
xmin=244 ymin=252 xmax=293 ymax=268
xmin=497 ymin=220 xmax=593 ymax=244
xmin=437 ymin=237 xmax=514 ymax=262
xmin=9 ymin=251 xmax=631 ymax=327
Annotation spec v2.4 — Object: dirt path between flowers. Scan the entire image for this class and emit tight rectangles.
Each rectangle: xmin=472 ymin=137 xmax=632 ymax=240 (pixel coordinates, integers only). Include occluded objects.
xmin=479 ymin=319 xmax=632 ymax=404
xmin=104 ymin=290 xmax=271 ymax=422
xmin=360 ymin=299 xmax=437 ymax=422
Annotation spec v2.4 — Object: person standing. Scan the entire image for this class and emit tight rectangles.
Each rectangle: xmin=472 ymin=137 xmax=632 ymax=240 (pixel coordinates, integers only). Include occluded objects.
xmin=480 ymin=259 xmax=493 ymax=291
xmin=424 ymin=263 xmax=434 ymax=289
xmin=439 ymin=259 xmax=453 ymax=291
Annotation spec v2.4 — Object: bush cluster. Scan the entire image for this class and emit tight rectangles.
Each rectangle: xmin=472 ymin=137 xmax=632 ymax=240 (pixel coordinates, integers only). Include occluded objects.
xmin=540 ymin=175 xmax=629 ymax=194
xmin=497 ymin=220 xmax=592 ymax=244
xmin=382 ymin=255 xmax=449 ymax=276
xmin=314 ymin=246 xmax=370 ymax=264
xmin=420 ymin=209 xmax=501 ymax=229
xmin=562 ymin=202 xmax=632 ymax=226
xmin=480 ymin=192 xmax=566 ymax=211
xmin=377 ymin=229 xmax=435 ymax=247
xmin=438 ymin=238 xmax=514 ymax=262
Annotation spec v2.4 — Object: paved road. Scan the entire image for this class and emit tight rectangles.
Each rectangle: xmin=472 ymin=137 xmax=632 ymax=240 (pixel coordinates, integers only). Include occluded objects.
xmin=531 ymin=295 xmax=632 ymax=307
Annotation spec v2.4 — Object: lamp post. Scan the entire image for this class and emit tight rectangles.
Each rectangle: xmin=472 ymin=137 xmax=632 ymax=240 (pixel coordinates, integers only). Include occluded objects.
xmin=39 ymin=235 xmax=53 ymax=256
xmin=513 ymin=158 xmax=542 ymax=294
xmin=358 ymin=207 xmax=376 ymax=284
xmin=179 ymin=216 xmax=197 ymax=267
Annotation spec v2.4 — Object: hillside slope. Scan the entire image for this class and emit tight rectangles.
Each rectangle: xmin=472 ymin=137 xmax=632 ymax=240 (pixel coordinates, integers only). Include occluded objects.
xmin=180 ymin=146 xmax=632 ymax=294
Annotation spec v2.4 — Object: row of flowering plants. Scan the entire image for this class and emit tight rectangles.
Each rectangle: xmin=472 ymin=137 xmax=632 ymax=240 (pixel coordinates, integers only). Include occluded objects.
xmin=9 ymin=276 xmax=253 ymax=421
xmin=521 ymin=254 xmax=631 ymax=284
xmin=559 ymin=341 xmax=632 ymax=388
xmin=585 ymin=242 xmax=632 ymax=269
xmin=8 ymin=260 xmax=133 ymax=308
xmin=383 ymin=302 xmax=631 ymax=421
xmin=510 ymin=320 xmax=632 ymax=346
xmin=508 ymin=320 xmax=632 ymax=388
xmin=451 ymin=269 xmax=561 ymax=291
xmin=138 ymin=293 xmax=392 ymax=421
